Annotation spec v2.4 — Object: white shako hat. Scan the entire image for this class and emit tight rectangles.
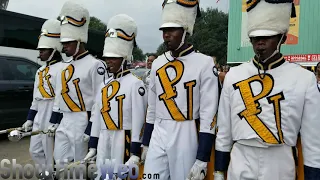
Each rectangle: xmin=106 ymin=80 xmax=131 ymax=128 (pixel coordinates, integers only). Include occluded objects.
xmin=102 ymin=14 xmax=137 ymax=61
xmin=159 ymin=0 xmax=201 ymax=36
xmin=59 ymin=0 xmax=90 ymax=43
xmin=246 ymin=0 xmax=296 ymax=37
xmin=37 ymin=19 xmax=62 ymax=52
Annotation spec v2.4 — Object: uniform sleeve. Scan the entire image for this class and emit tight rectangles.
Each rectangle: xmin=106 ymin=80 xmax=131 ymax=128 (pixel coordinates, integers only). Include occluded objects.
xmin=131 ymin=80 xmax=148 ymax=156
xmin=196 ymin=59 xmax=219 ymax=162
xmin=92 ymin=60 xmax=107 ymax=97
xmin=86 ymin=61 xmax=105 ymax=135
xmin=84 ymin=109 xmax=93 ymax=136
xmin=142 ymin=66 xmax=156 ymax=147
xmin=49 ymin=64 xmax=64 ymax=124
xmin=88 ymin=98 xmax=101 ymax=149
xmin=27 ymin=69 xmax=39 ymax=121
xmin=214 ymin=72 xmax=232 ymax=171
xmin=300 ymin=74 xmax=320 ymax=178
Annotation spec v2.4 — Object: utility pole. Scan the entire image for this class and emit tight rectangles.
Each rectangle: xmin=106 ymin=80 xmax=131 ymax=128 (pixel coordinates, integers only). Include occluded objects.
xmin=0 ymin=0 xmax=9 ymax=10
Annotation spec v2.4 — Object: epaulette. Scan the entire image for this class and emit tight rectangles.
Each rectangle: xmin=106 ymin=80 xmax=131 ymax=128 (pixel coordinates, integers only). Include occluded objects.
xmin=62 ymin=59 xmax=72 ymax=63
xmin=131 ymin=72 xmax=142 ymax=80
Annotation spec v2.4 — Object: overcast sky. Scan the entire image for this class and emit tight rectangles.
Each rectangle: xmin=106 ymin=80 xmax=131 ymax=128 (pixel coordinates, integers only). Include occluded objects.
xmin=7 ymin=0 xmax=229 ymax=53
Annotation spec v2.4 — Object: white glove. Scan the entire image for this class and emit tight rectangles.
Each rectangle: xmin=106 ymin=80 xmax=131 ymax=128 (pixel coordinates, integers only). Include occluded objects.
xmin=84 ymin=148 xmax=97 ymax=161
xmin=125 ymin=155 xmax=140 ymax=166
xmin=213 ymin=171 xmax=225 ymax=180
xmin=88 ymin=155 xmax=97 ymax=164
xmin=47 ymin=123 xmax=59 ymax=137
xmin=186 ymin=159 xmax=207 ymax=180
xmin=120 ymin=155 xmax=139 ymax=179
xmin=22 ymin=120 xmax=33 ymax=132
xmin=141 ymin=146 xmax=148 ymax=163
xmin=83 ymin=134 xmax=90 ymax=143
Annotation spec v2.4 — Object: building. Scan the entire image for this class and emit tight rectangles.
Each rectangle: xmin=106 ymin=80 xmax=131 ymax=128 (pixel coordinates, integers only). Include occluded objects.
xmin=227 ymin=0 xmax=320 ymax=69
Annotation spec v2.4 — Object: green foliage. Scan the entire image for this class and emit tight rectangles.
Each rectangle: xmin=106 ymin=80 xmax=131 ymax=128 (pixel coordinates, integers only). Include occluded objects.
xmin=155 ymin=8 xmax=228 ymax=65
xmin=89 ymin=16 xmax=107 ymax=32
xmin=190 ymin=8 xmax=228 ymax=65
xmin=156 ymin=42 xmax=167 ymax=56
xmin=132 ymin=46 xmax=145 ymax=62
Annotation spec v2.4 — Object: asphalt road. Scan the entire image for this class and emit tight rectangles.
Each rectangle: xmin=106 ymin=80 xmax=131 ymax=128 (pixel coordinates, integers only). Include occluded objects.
xmin=0 ymin=136 xmax=38 ymax=180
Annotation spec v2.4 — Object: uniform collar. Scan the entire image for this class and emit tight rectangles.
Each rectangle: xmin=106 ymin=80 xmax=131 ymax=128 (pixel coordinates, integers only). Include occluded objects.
xmin=253 ymin=55 xmax=286 ymax=70
xmin=74 ymin=51 xmax=89 ymax=60
xmin=46 ymin=59 xmax=59 ymax=66
xmin=172 ymin=44 xmax=195 ymax=57
xmin=114 ymin=69 xmax=131 ymax=79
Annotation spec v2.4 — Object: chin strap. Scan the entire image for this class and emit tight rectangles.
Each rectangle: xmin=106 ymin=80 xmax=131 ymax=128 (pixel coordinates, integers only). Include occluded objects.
xmin=104 ymin=58 xmax=127 ymax=86
xmin=256 ymin=34 xmax=285 ymax=79
xmin=259 ymin=34 xmax=285 ymax=64
xmin=174 ymin=30 xmax=187 ymax=51
xmin=116 ymin=58 xmax=126 ymax=80
xmin=47 ymin=49 xmax=56 ymax=62
xmin=72 ymin=41 xmax=80 ymax=57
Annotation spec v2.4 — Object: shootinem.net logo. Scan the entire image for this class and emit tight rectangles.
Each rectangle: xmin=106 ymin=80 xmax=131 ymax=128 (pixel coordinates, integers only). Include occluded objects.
xmin=100 ymin=159 xmax=160 ymax=180
xmin=100 ymin=159 xmax=139 ymax=179
xmin=0 ymin=159 xmax=160 ymax=179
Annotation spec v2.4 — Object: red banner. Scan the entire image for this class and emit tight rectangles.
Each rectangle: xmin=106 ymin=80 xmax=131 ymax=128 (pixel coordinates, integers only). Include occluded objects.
xmin=284 ymin=54 xmax=320 ymax=62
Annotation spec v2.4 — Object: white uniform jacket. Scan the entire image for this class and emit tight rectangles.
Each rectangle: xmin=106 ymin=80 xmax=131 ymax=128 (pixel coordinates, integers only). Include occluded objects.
xmin=143 ymin=45 xmax=219 ymax=162
xmin=52 ymin=51 xmax=106 ymax=112
xmin=89 ymin=69 xmax=147 ymax=155
xmin=27 ymin=59 xmax=65 ymax=123
xmin=215 ymin=57 xmax=320 ymax=173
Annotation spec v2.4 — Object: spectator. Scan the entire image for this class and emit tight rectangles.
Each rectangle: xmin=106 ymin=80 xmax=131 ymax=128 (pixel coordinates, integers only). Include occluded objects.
xmin=147 ymin=54 xmax=157 ymax=69
xmin=316 ymin=62 xmax=320 ymax=88
xmin=142 ymin=54 xmax=157 ymax=91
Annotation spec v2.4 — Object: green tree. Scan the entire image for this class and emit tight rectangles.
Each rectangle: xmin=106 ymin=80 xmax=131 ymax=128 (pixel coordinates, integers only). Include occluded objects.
xmin=155 ymin=8 xmax=228 ymax=65
xmin=89 ymin=16 xmax=107 ymax=32
xmin=190 ymin=8 xmax=228 ymax=65
xmin=156 ymin=42 xmax=167 ymax=56
xmin=132 ymin=46 xmax=145 ymax=62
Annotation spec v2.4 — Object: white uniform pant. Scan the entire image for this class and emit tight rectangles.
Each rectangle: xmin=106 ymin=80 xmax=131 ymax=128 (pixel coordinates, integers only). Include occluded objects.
xmin=143 ymin=118 xmax=198 ymax=180
xmin=227 ymin=142 xmax=296 ymax=180
xmin=95 ymin=130 xmax=131 ymax=180
xmin=29 ymin=100 xmax=54 ymax=174
xmin=53 ymin=111 xmax=89 ymax=165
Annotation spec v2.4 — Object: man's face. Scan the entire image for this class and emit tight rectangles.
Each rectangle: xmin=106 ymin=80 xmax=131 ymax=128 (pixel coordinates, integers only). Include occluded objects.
xmin=62 ymin=41 xmax=78 ymax=57
xmin=38 ymin=48 xmax=53 ymax=61
xmin=162 ymin=27 xmax=184 ymax=51
xmin=147 ymin=56 xmax=156 ymax=69
xmin=250 ymin=35 xmax=284 ymax=61
xmin=104 ymin=57 xmax=123 ymax=73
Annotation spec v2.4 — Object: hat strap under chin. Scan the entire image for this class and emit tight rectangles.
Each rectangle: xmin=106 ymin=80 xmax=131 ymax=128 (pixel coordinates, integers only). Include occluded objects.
xmin=259 ymin=34 xmax=284 ymax=64
xmin=47 ymin=49 xmax=56 ymax=62
xmin=72 ymin=41 xmax=80 ymax=57
xmin=174 ymin=30 xmax=187 ymax=51
xmin=115 ymin=58 xmax=126 ymax=79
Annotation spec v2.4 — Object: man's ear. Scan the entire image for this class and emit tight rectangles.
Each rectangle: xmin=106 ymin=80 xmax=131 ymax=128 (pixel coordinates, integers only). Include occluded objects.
xmin=185 ymin=31 xmax=190 ymax=40
xmin=80 ymin=42 xmax=86 ymax=48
